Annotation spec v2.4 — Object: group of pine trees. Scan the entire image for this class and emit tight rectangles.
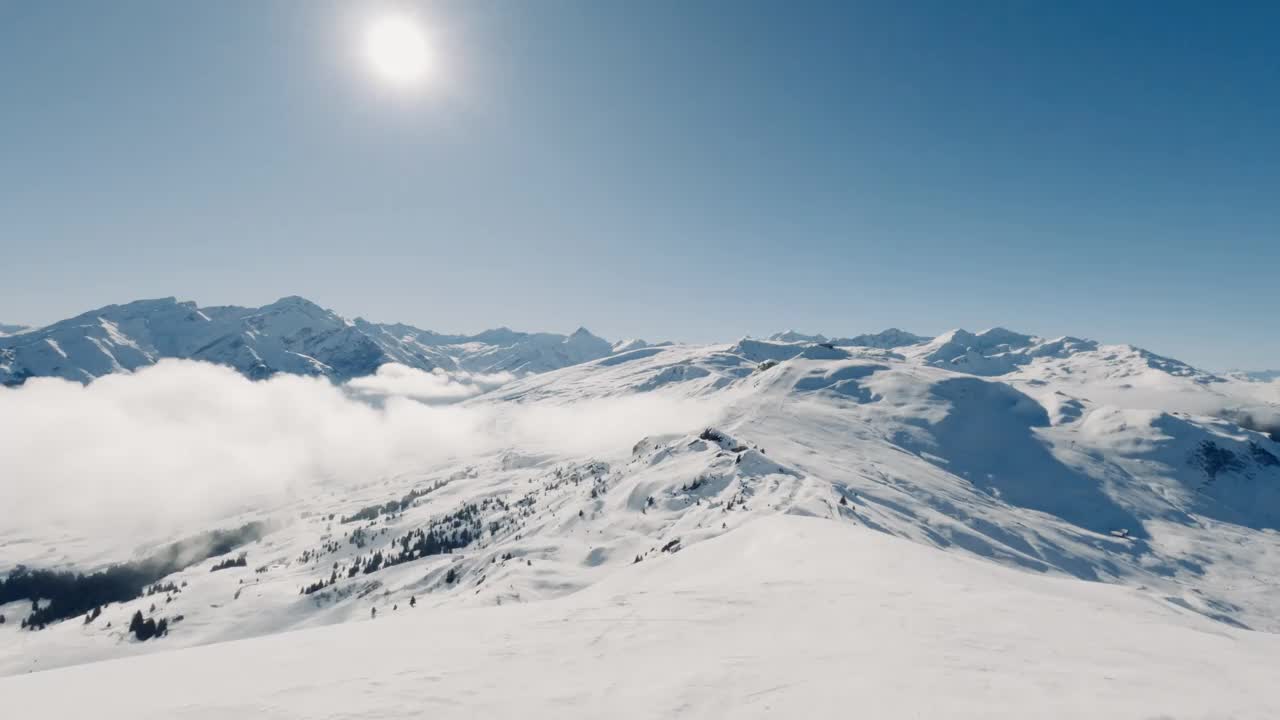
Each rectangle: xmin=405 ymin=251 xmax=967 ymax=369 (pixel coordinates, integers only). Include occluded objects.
xmin=340 ymin=481 xmax=447 ymax=524
xmin=297 ymin=499 xmax=506 ymax=596
xmin=2 ymin=566 xmax=148 ymax=630
xmin=127 ymin=610 xmax=168 ymax=641
xmin=0 ymin=521 xmax=267 ymax=631
xmin=209 ymin=554 xmax=248 ymax=572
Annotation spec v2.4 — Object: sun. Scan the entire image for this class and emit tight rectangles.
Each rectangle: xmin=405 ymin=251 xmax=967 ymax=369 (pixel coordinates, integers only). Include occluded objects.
xmin=363 ymin=13 xmax=431 ymax=88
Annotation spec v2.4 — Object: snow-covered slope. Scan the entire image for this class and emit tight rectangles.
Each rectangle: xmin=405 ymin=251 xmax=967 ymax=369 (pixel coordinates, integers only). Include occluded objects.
xmin=0 ymin=297 xmax=615 ymax=384
xmin=0 ymin=323 xmax=28 ymax=337
xmin=5 ymin=514 xmax=1279 ymax=720
xmin=2 ymin=327 xmax=1279 ymax=712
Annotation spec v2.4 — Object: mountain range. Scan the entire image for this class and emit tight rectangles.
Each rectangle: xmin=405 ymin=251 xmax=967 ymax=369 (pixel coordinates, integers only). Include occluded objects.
xmin=0 ymin=296 xmax=618 ymax=386
xmin=2 ymin=298 xmax=1279 ymax=714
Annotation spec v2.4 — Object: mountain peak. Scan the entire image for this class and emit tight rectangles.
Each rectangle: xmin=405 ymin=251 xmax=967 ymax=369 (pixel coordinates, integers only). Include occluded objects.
xmin=831 ymin=328 xmax=929 ymax=349
xmin=564 ymin=327 xmax=612 ymax=356
xmin=263 ymin=295 xmax=327 ymax=312
xmin=769 ymin=330 xmax=829 ymax=344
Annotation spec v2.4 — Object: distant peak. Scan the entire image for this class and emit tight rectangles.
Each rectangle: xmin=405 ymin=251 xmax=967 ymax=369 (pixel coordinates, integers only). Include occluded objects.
xmin=831 ymin=328 xmax=929 ymax=349
xmin=976 ymin=326 xmax=1032 ymax=342
xmin=612 ymin=338 xmax=649 ymax=353
xmin=118 ymin=297 xmax=182 ymax=309
xmin=769 ymin=330 xmax=829 ymax=344
xmin=567 ymin=327 xmax=611 ymax=349
xmin=268 ymin=295 xmax=322 ymax=308
xmin=256 ymin=296 xmax=339 ymax=318
xmin=469 ymin=327 xmax=527 ymax=345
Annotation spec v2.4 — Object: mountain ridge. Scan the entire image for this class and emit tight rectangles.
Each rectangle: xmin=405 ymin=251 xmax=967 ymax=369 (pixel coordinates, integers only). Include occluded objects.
xmin=0 ymin=296 xmax=616 ymax=385
xmin=7 ymin=296 xmax=1271 ymax=391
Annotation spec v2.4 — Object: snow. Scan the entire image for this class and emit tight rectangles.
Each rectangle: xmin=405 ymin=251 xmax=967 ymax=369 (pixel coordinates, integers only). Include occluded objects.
xmin=0 ymin=297 xmax=617 ymax=385
xmin=611 ymin=338 xmax=650 ymax=353
xmin=2 ymin=312 xmax=1280 ymax=715
xmin=2 ymin=515 xmax=1278 ymax=719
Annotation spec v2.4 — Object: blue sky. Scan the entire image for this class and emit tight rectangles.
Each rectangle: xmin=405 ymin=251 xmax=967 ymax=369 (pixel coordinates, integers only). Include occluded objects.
xmin=1 ymin=1 xmax=1276 ymax=369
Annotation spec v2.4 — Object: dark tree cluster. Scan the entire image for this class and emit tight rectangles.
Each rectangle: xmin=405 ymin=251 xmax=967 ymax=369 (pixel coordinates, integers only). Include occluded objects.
xmin=5 ymin=565 xmax=158 ymax=630
xmin=340 ymin=481 xmax=447 ymax=524
xmin=297 ymin=540 xmax=341 ymax=565
xmin=682 ymin=477 xmax=709 ymax=493
xmin=1189 ymin=440 xmax=1246 ymax=484
xmin=301 ymin=573 xmax=336 ymax=595
xmin=1250 ymin=441 xmax=1279 ymax=467
xmin=589 ymin=478 xmax=608 ymax=500
xmin=145 ymin=581 xmax=180 ymax=596
xmin=0 ymin=520 xmax=268 ymax=630
xmin=299 ymin=498 xmax=510 ymax=595
xmin=700 ymin=428 xmax=726 ymax=443
xmin=209 ymin=554 xmax=248 ymax=572
xmin=128 ymin=610 xmax=169 ymax=641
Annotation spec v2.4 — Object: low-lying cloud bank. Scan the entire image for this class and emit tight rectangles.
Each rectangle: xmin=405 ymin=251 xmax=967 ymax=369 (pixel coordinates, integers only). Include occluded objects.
xmin=0 ymin=360 xmax=727 ymax=564
xmin=345 ymin=363 xmax=516 ymax=404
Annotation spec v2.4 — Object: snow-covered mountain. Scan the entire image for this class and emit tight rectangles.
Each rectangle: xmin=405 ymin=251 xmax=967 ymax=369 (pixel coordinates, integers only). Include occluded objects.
xmin=0 ymin=297 xmax=615 ymax=385
xmin=0 ymin=323 xmax=28 ymax=337
xmin=3 ymin=323 xmax=1279 ymax=713
xmin=769 ymin=328 xmax=930 ymax=348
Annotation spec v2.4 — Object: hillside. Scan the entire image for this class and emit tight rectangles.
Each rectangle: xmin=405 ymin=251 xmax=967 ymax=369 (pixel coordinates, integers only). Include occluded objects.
xmin=4 ymin=514 xmax=1278 ymax=719
xmin=3 ymin=329 xmax=1279 ymax=684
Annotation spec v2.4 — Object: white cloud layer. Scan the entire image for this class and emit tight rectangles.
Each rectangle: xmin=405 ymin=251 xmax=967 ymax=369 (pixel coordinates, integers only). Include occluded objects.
xmin=345 ymin=363 xmax=515 ymax=403
xmin=0 ymin=360 xmax=725 ymax=565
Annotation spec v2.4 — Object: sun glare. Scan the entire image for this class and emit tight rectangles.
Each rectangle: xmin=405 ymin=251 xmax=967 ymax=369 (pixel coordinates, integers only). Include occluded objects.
xmin=364 ymin=13 xmax=431 ymax=88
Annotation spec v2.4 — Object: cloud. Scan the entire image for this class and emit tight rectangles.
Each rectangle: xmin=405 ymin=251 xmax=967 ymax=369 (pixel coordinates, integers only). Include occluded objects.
xmin=1219 ymin=405 xmax=1280 ymax=439
xmin=345 ymin=363 xmax=515 ymax=403
xmin=0 ymin=360 xmax=726 ymax=566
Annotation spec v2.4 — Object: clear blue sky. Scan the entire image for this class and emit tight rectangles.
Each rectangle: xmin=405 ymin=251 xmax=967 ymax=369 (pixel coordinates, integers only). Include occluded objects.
xmin=1 ymin=1 xmax=1276 ymax=369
